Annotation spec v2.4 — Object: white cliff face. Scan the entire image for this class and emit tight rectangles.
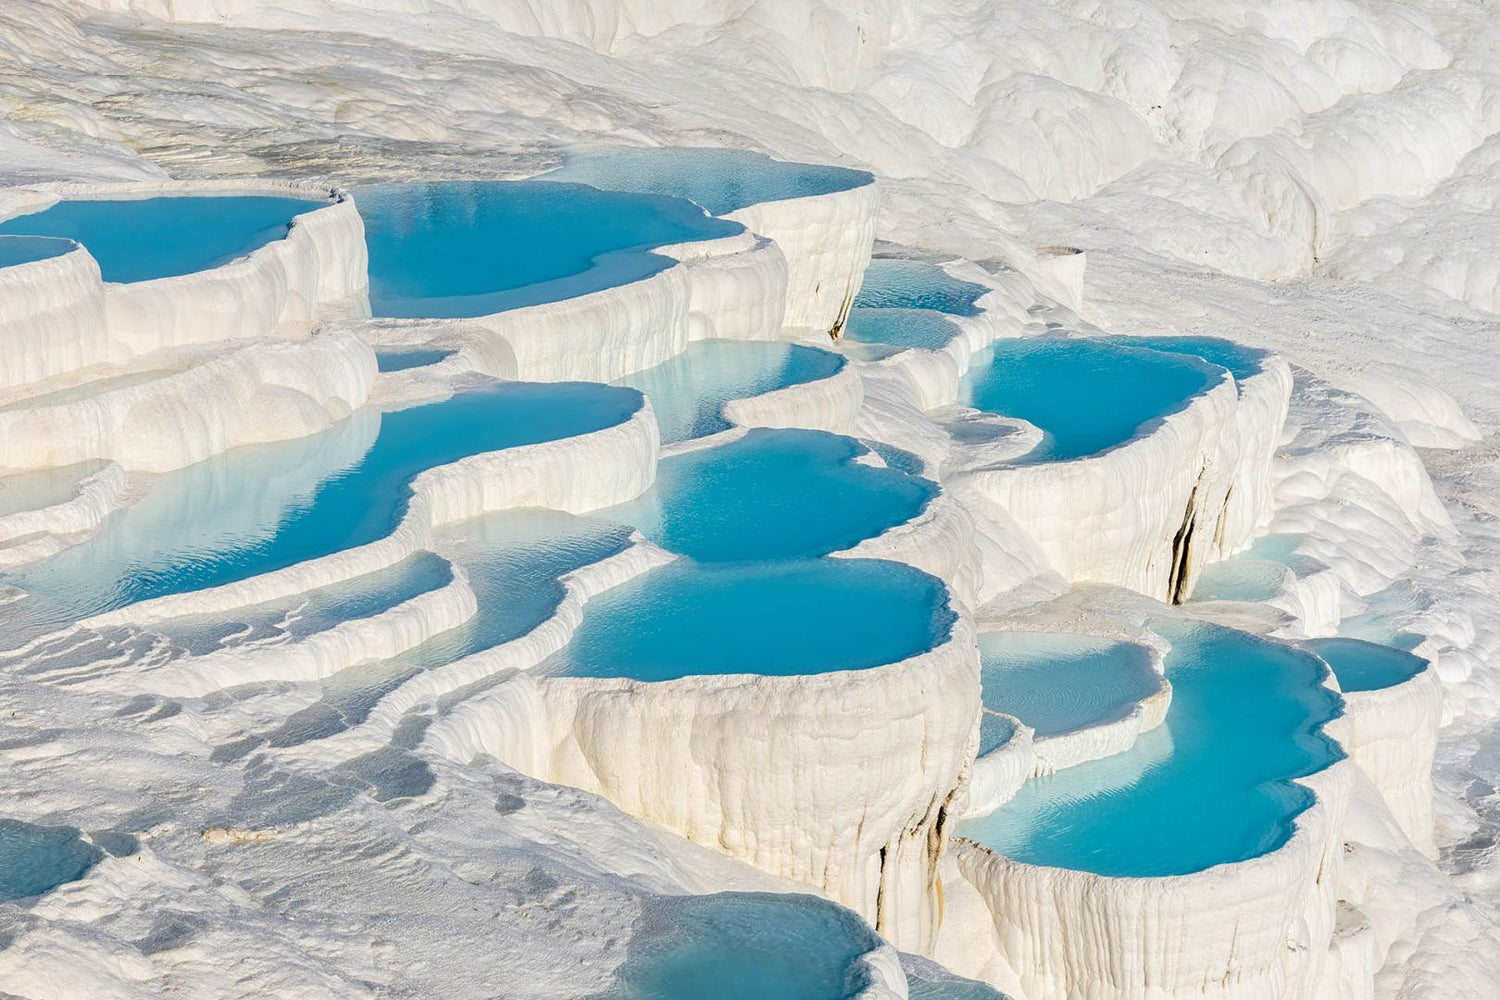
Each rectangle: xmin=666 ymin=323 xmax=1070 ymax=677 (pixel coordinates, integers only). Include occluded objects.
xmin=0 ymin=240 xmax=107 ymax=390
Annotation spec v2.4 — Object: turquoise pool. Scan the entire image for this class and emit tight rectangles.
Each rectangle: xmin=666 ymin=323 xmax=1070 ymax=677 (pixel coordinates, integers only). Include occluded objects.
xmin=1104 ymin=335 xmax=1267 ymax=389
xmin=542 ymin=558 xmax=955 ymax=682
xmin=842 ymin=308 xmax=961 ymax=353
xmin=5 ymin=382 xmax=642 ymax=624
xmin=595 ymin=892 xmax=883 ymax=1000
xmin=0 ymin=819 xmax=102 ymax=901
xmin=1306 ymin=637 xmax=1427 ymax=693
xmin=979 ymin=632 xmax=1160 ymax=738
xmin=610 ymin=428 xmax=935 ymax=562
xmin=0 ymin=194 xmax=325 ymax=283
xmin=961 ymin=338 xmax=1221 ymax=463
xmin=854 ymin=258 xmax=987 ymax=316
xmin=544 ymin=147 xmax=872 ymax=215
xmin=357 ymin=181 xmax=740 ymax=318
xmin=959 ymin=622 xmax=1344 ymax=876
xmin=374 ymin=347 xmax=455 ymax=372
xmin=0 ymin=235 xmax=76 ymax=269
xmin=615 ymin=340 xmax=844 ymax=444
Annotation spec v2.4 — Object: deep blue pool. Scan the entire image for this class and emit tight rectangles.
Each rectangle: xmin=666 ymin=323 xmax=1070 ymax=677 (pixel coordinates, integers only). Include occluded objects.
xmin=6 ymin=382 xmax=642 ymax=624
xmin=1103 ymin=335 xmax=1267 ymax=386
xmin=0 ymin=235 xmax=76 ymax=269
xmin=961 ymin=338 xmax=1221 ymax=462
xmin=544 ymin=147 xmax=872 ymax=216
xmin=356 ymin=181 xmax=740 ymax=318
xmin=610 ymin=428 xmax=935 ymax=562
xmin=595 ymin=892 xmax=883 ymax=1000
xmin=842 ymin=308 xmax=961 ymax=353
xmin=979 ymin=632 xmax=1160 ymax=739
xmin=959 ymin=622 xmax=1344 ymax=876
xmin=1305 ymin=637 xmax=1427 ymax=694
xmin=0 ymin=819 xmax=102 ymax=901
xmin=0 ymin=195 xmax=326 ymax=283
xmin=853 ymin=258 xmax=987 ymax=316
xmin=543 ymin=558 xmax=954 ymax=682
xmin=616 ymin=340 xmax=844 ymax=444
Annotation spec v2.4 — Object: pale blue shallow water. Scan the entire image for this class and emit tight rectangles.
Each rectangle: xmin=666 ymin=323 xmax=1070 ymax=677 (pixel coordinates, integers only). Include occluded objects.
xmin=615 ymin=340 xmax=844 ymax=444
xmin=374 ymin=347 xmax=455 ymax=372
xmin=0 ymin=195 xmax=325 ymax=282
xmin=843 ymin=308 xmax=961 ymax=352
xmin=961 ymin=338 xmax=1221 ymax=463
xmin=853 ymin=258 xmax=987 ymax=316
xmin=1306 ymin=637 xmax=1427 ymax=693
xmin=978 ymin=712 xmax=1019 ymax=758
xmin=0 ymin=820 xmax=102 ymax=901
xmin=0 ymin=235 xmax=75 ymax=269
xmin=610 ymin=428 xmax=935 ymax=562
xmin=357 ymin=180 xmax=740 ymax=318
xmin=543 ymin=558 xmax=955 ymax=682
xmin=545 ymin=146 xmax=872 ymax=215
xmin=959 ymin=622 xmax=1345 ymax=876
xmin=5 ymin=382 xmax=642 ymax=625
xmin=979 ymin=632 xmax=1160 ymax=739
xmin=594 ymin=892 xmax=883 ymax=1000
xmin=1103 ymin=335 xmax=1267 ymax=387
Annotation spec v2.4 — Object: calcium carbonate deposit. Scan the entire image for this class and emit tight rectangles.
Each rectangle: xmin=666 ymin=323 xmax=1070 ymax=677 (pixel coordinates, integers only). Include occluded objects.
xmin=0 ymin=1 xmax=1498 ymax=998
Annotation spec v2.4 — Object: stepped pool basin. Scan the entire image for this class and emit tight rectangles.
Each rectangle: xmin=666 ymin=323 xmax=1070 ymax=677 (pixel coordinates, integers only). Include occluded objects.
xmin=978 ymin=711 xmax=1019 ymax=758
xmin=0 ymin=460 xmax=108 ymax=517
xmin=374 ymin=347 xmax=455 ymax=372
xmin=1306 ymin=637 xmax=1427 ymax=693
xmin=4 ymin=382 xmax=642 ymax=625
xmin=608 ymin=428 xmax=935 ymax=562
xmin=0 ymin=819 xmax=102 ymax=901
xmin=615 ymin=340 xmax=844 ymax=444
xmin=0 ymin=234 xmax=76 ymax=269
xmin=594 ymin=891 xmax=884 ymax=1000
xmin=979 ymin=631 xmax=1160 ymax=739
xmin=544 ymin=146 xmax=872 ymax=216
xmin=853 ymin=258 xmax=987 ymax=316
xmin=842 ymin=308 xmax=961 ymax=354
xmin=1103 ymin=335 xmax=1267 ymax=387
xmin=357 ymin=181 xmax=739 ymax=318
xmin=1188 ymin=534 xmax=1325 ymax=604
xmin=0 ymin=194 xmax=326 ymax=283
xmin=961 ymin=338 xmax=1222 ymax=463
xmin=959 ymin=622 xmax=1344 ymax=876
xmin=259 ymin=510 xmax=634 ymax=750
xmin=541 ymin=558 xmax=955 ymax=683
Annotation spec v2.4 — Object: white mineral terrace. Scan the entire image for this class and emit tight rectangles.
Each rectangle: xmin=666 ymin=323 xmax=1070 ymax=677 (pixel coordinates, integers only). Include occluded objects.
xmin=1 ymin=2 xmax=1497 ymax=999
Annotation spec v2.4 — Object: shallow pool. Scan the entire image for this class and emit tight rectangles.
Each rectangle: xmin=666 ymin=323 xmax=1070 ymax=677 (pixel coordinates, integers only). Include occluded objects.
xmin=842 ymin=308 xmax=961 ymax=353
xmin=5 ymin=382 xmax=642 ymax=624
xmin=357 ymin=181 xmax=740 ymax=318
xmin=594 ymin=892 xmax=883 ymax=1000
xmin=0 ymin=195 xmax=325 ymax=283
xmin=979 ymin=632 xmax=1160 ymax=739
xmin=1306 ymin=637 xmax=1427 ymax=694
xmin=0 ymin=819 xmax=102 ymax=901
xmin=1103 ymin=335 xmax=1266 ymax=386
xmin=959 ymin=622 xmax=1344 ymax=876
xmin=545 ymin=147 xmax=872 ymax=216
xmin=615 ymin=340 xmax=844 ymax=444
xmin=0 ymin=235 xmax=76 ymax=269
xmin=374 ymin=347 xmax=455 ymax=372
xmin=961 ymin=338 xmax=1221 ymax=463
xmin=542 ymin=558 xmax=954 ymax=682
xmin=610 ymin=428 xmax=935 ymax=562
xmin=853 ymin=258 xmax=987 ymax=316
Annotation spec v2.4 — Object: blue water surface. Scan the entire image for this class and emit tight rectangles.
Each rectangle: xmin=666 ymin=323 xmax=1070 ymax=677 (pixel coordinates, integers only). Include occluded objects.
xmin=0 ymin=819 xmax=102 ymax=901
xmin=544 ymin=558 xmax=954 ymax=682
xmin=0 ymin=235 xmax=75 ymax=269
xmin=6 ymin=382 xmax=642 ymax=624
xmin=545 ymin=147 xmax=872 ymax=215
xmin=959 ymin=622 xmax=1344 ymax=876
xmin=0 ymin=195 xmax=325 ymax=283
xmin=594 ymin=892 xmax=883 ymax=1000
xmin=357 ymin=181 xmax=740 ymax=318
xmin=374 ymin=347 xmax=455 ymax=372
xmin=979 ymin=632 xmax=1160 ymax=739
xmin=610 ymin=428 xmax=934 ymax=562
xmin=616 ymin=340 xmax=844 ymax=444
xmin=1103 ymin=335 xmax=1267 ymax=387
xmin=1306 ymin=637 xmax=1427 ymax=694
xmin=843 ymin=308 xmax=961 ymax=353
xmin=961 ymin=338 xmax=1221 ymax=462
xmin=854 ymin=258 xmax=986 ymax=316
